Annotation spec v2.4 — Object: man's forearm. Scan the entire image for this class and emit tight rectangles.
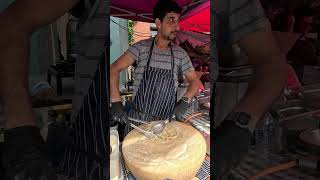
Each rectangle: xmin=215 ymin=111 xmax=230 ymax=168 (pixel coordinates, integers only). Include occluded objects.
xmin=234 ymin=54 xmax=288 ymax=122
xmin=183 ymin=79 xmax=200 ymax=100
xmin=0 ymin=21 xmax=35 ymax=128
xmin=0 ymin=0 xmax=78 ymax=129
xmin=2 ymin=0 xmax=78 ymax=33
xmin=110 ymin=68 xmax=122 ymax=102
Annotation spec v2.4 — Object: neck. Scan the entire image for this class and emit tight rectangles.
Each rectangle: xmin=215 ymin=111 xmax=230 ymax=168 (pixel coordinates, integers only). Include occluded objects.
xmin=155 ymin=35 xmax=170 ymax=50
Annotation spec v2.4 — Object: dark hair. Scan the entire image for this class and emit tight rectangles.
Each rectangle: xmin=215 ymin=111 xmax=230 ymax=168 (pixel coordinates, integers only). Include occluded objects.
xmin=153 ymin=0 xmax=183 ymax=22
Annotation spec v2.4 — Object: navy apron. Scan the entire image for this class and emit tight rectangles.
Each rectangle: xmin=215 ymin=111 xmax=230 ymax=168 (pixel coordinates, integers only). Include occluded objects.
xmin=56 ymin=0 xmax=109 ymax=178
xmin=125 ymin=38 xmax=177 ymax=135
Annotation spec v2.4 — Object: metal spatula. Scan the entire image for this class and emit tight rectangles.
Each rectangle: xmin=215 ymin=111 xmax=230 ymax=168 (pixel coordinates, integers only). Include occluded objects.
xmin=129 ymin=123 xmax=157 ymax=139
xmin=151 ymin=119 xmax=169 ymax=134
xmin=128 ymin=117 xmax=169 ymax=136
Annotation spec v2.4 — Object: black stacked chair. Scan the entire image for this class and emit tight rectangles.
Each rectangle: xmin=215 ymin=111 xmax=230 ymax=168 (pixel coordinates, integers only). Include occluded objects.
xmin=47 ymin=59 xmax=75 ymax=96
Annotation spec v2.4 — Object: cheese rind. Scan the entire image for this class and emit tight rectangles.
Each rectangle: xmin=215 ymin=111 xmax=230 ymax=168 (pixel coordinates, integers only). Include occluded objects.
xmin=122 ymin=121 xmax=207 ymax=180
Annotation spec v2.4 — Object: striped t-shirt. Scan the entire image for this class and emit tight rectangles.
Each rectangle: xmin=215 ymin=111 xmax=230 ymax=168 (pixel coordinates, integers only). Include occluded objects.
xmin=211 ymin=0 xmax=269 ymax=83
xmin=211 ymin=0 xmax=269 ymax=88
xmin=214 ymin=0 xmax=268 ymax=48
xmin=126 ymin=38 xmax=195 ymax=98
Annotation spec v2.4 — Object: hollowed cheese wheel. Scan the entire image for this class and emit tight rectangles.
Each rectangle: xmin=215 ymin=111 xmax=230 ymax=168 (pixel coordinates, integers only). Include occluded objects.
xmin=122 ymin=121 xmax=207 ymax=180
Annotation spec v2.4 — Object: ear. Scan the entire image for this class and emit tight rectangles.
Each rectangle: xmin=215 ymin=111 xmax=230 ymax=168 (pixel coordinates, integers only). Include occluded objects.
xmin=155 ymin=18 xmax=161 ymax=29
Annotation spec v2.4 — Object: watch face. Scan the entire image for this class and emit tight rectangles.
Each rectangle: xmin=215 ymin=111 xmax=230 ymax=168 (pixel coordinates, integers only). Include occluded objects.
xmin=236 ymin=113 xmax=251 ymax=126
xmin=181 ymin=97 xmax=189 ymax=103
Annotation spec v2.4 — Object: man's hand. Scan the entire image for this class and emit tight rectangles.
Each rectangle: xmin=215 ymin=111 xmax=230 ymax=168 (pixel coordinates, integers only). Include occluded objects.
xmin=213 ymin=113 xmax=253 ymax=178
xmin=111 ymin=101 xmax=128 ymax=125
xmin=2 ymin=126 xmax=57 ymax=180
xmin=172 ymin=98 xmax=189 ymax=121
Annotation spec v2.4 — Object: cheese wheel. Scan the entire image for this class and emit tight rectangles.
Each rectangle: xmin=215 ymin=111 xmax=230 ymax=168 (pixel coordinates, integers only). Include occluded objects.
xmin=122 ymin=121 xmax=207 ymax=180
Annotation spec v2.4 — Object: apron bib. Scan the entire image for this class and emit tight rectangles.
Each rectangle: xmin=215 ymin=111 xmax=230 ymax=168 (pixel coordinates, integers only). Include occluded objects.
xmin=125 ymin=38 xmax=177 ymax=134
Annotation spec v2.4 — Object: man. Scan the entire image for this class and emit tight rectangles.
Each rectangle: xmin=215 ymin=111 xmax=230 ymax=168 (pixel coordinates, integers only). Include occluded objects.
xmin=0 ymin=0 xmax=109 ymax=179
xmin=287 ymin=6 xmax=317 ymax=83
xmin=212 ymin=0 xmax=288 ymax=178
xmin=110 ymin=0 xmax=200 ymax=132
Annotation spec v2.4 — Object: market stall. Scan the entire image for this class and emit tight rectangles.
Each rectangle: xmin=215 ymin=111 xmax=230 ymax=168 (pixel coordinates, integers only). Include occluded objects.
xmin=110 ymin=0 xmax=211 ymax=179
xmin=176 ymin=30 xmax=210 ymax=86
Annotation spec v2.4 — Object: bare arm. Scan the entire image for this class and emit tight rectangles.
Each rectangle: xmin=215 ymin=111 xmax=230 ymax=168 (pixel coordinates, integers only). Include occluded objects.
xmin=234 ymin=23 xmax=288 ymax=122
xmin=183 ymin=70 xmax=201 ymax=101
xmin=110 ymin=53 xmax=135 ymax=102
xmin=0 ymin=0 xmax=78 ymax=128
xmin=1 ymin=0 xmax=79 ymax=33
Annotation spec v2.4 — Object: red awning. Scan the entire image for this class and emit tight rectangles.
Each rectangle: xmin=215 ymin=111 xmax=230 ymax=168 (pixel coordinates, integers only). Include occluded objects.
xmin=111 ymin=0 xmax=209 ymax=31
xmin=110 ymin=0 xmax=192 ymax=22
xmin=179 ymin=1 xmax=210 ymax=33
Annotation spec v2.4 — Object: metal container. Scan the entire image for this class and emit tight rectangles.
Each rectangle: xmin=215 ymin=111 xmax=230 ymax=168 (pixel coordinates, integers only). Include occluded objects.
xmin=254 ymin=112 xmax=284 ymax=161
xmin=271 ymin=100 xmax=311 ymax=119
xmin=110 ymin=130 xmax=123 ymax=180
xmin=301 ymin=83 xmax=320 ymax=110
xmin=270 ymin=99 xmax=320 ymax=152
xmin=197 ymin=92 xmax=210 ymax=110
xmin=298 ymin=128 xmax=320 ymax=154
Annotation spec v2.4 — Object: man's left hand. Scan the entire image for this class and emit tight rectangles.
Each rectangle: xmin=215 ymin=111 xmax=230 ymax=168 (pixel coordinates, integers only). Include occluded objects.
xmin=213 ymin=113 xmax=253 ymax=178
xmin=172 ymin=99 xmax=189 ymax=121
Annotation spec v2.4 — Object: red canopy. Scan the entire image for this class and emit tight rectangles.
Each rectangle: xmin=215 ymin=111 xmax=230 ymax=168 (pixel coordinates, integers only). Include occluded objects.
xmin=111 ymin=0 xmax=209 ymax=33
xmin=179 ymin=1 xmax=210 ymax=33
xmin=111 ymin=0 xmax=193 ymax=22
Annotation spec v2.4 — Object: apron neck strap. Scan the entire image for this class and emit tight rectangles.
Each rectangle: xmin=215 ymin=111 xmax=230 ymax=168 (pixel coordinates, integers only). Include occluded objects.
xmin=146 ymin=38 xmax=175 ymax=73
xmin=146 ymin=38 xmax=156 ymax=70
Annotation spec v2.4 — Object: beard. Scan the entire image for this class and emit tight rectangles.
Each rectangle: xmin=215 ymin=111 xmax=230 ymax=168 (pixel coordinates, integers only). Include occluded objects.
xmin=162 ymin=31 xmax=177 ymax=41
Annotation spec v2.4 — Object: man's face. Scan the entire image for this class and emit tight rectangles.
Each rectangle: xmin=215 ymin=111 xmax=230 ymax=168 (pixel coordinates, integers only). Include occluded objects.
xmin=156 ymin=12 xmax=181 ymax=40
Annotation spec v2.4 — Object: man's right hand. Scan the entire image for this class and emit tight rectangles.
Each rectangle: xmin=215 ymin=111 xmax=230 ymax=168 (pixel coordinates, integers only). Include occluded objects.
xmin=111 ymin=101 xmax=128 ymax=125
xmin=2 ymin=126 xmax=57 ymax=180
xmin=213 ymin=119 xmax=252 ymax=178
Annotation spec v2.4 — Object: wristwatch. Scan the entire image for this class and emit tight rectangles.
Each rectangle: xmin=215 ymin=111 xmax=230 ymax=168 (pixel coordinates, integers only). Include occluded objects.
xmin=226 ymin=111 xmax=252 ymax=129
xmin=181 ymin=97 xmax=191 ymax=104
